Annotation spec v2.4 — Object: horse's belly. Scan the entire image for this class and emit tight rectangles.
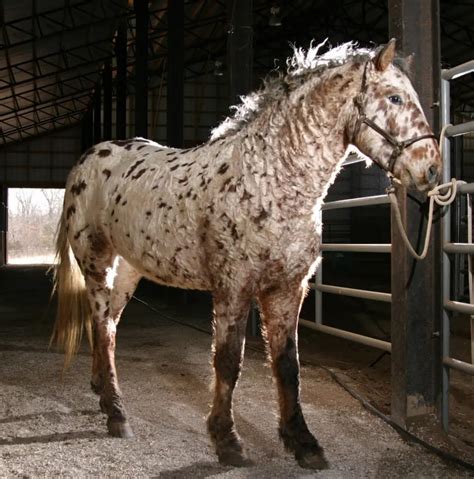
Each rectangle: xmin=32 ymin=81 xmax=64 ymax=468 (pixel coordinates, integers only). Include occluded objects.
xmin=114 ymin=233 xmax=211 ymax=291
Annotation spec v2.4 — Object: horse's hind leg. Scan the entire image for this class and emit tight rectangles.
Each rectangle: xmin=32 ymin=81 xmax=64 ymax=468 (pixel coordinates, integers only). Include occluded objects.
xmin=257 ymin=284 xmax=328 ymax=470
xmin=85 ymin=251 xmax=140 ymax=438
xmin=207 ymin=290 xmax=251 ymax=466
xmin=90 ymin=258 xmax=141 ymax=396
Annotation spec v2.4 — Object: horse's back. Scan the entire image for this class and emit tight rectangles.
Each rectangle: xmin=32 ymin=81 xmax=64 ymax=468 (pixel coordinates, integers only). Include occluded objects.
xmin=63 ymin=138 xmax=212 ymax=290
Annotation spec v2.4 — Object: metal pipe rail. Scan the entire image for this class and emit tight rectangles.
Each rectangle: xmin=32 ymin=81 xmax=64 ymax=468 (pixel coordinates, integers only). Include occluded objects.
xmin=445 ymin=121 xmax=474 ymax=138
xmin=440 ymin=59 xmax=474 ymax=430
xmin=309 ymin=282 xmax=391 ymax=303
xmin=444 ymin=299 xmax=474 ymax=316
xmin=443 ymin=357 xmax=474 ymax=375
xmin=457 ymin=183 xmax=474 ymax=195
xmin=322 ymin=194 xmax=389 ymax=211
xmin=299 ymin=318 xmax=391 ymax=352
xmin=444 ymin=243 xmax=474 ymax=254
xmin=301 ymin=180 xmax=392 ymax=355
xmin=442 ymin=60 xmax=474 ymax=80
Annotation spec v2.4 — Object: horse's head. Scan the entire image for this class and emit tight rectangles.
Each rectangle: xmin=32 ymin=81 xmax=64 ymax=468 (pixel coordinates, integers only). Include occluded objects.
xmin=351 ymin=39 xmax=441 ymax=192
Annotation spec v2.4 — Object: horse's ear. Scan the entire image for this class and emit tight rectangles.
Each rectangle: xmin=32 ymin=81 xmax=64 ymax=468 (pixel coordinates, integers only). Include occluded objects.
xmin=374 ymin=38 xmax=397 ymax=71
xmin=405 ymin=53 xmax=415 ymax=74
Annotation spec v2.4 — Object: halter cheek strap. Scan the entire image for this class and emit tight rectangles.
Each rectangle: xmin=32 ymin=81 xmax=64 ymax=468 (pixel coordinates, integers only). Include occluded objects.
xmin=352 ymin=62 xmax=437 ymax=175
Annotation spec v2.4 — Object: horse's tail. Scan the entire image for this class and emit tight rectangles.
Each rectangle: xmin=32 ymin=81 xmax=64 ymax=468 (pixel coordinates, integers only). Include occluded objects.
xmin=50 ymin=211 xmax=91 ymax=369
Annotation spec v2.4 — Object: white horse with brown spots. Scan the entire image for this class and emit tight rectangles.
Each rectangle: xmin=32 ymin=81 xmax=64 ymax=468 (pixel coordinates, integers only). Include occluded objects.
xmin=52 ymin=39 xmax=441 ymax=469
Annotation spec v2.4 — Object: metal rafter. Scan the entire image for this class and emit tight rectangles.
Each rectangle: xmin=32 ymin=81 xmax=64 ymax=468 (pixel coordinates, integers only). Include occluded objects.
xmin=1 ymin=0 xmax=474 ymax=146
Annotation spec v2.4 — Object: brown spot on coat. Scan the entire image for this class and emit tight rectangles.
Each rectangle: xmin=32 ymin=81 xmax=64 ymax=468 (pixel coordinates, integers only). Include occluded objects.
xmin=111 ymin=139 xmax=135 ymax=147
xmin=73 ymin=224 xmax=89 ymax=240
xmin=125 ymin=159 xmax=146 ymax=178
xmin=217 ymin=163 xmax=229 ymax=175
xmin=102 ymin=169 xmax=112 ymax=180
xmin=98 ymin=149 xmax=111 ymax=157
xmin=66 ymin=205 xmax=76 ymax=219
xmin=131 ymin=168 xmax=147 ymax=180
xmin=90 ymin=231 xmax=109 ymax=256
xmin=71 ymin=180 xmax=87 ymax=195
xmin=253 ymin=209 xmax=268 ymax=225
xmin=241 ymin=190 xmax=253 ymax=200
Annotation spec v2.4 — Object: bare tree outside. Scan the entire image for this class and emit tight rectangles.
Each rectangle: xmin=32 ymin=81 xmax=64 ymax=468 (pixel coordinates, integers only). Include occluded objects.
xmin=7 ymin=188 xmax=64 ymax=264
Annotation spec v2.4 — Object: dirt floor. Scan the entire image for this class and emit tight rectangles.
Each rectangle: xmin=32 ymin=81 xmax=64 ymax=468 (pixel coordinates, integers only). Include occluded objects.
xmin=0 ymin=266 xmax=473 ymax=478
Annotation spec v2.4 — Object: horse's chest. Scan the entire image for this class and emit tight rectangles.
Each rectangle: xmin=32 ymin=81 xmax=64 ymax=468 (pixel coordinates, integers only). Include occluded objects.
xmin=207 ymin=209 xmax=321 ymax=287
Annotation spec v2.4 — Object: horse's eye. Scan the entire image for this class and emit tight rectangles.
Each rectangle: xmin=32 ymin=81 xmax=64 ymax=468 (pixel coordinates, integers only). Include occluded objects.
xmin=388 ymin=95 xmax=403 ymax=105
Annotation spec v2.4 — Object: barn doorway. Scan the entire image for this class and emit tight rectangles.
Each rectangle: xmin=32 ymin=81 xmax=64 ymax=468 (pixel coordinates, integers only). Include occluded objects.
xmin=7 ymin=188 xmax=64 ymax=264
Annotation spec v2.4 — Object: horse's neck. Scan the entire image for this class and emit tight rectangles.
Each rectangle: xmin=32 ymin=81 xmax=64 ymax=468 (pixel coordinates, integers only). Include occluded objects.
xmin=242 ymin=68 xmax=359 ymax=209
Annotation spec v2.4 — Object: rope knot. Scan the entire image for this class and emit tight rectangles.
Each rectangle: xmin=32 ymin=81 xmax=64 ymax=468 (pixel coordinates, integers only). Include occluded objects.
xmin=390 ymin=178 xmax=462 ymax=260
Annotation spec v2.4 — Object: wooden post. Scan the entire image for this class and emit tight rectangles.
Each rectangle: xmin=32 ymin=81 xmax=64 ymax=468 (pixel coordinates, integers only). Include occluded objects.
xmin=388 ymin=0 xmax=442 ymax=428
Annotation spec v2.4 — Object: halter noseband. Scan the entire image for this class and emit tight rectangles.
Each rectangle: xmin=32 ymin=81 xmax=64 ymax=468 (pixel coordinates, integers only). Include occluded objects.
xmin=352 ymin=62 xmax=437 ymax=175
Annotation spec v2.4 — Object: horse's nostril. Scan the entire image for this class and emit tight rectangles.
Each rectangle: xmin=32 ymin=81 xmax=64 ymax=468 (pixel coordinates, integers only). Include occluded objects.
xmin=427 ymin=165 xmax=439 ymax=184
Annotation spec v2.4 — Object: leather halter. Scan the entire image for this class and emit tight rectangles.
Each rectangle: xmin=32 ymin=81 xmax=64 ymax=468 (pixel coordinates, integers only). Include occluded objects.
xmin=352 ymin=62 xmax=437 ymax=175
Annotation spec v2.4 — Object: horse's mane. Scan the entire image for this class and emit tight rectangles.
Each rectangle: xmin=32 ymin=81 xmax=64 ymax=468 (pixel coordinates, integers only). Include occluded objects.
xmin=211 ymin=40 xmax=408 ymax=141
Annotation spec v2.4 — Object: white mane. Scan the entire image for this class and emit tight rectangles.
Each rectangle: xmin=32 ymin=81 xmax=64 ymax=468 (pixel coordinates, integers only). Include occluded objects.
xmin=211 ymin=40 xmax=375 ymax=141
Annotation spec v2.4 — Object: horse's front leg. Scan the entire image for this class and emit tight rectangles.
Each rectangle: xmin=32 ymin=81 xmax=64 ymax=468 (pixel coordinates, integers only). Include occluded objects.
xmin=207 ymin=290 xmax=251 ymax=466
xmin=258 ymin=284 xmax=328 ymax=470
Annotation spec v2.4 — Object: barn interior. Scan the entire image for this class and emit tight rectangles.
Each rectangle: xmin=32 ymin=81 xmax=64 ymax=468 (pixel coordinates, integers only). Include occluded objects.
xmin=0 ymin=0 xmax=473 ymax=476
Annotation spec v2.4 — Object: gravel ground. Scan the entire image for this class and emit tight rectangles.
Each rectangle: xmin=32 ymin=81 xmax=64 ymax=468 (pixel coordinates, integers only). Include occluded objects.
xmin=0 ymin=267 xmax=472 ymax=478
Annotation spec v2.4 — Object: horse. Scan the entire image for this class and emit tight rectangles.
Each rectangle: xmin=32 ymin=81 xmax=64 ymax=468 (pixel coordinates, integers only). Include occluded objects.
xmin=51 ymin=38 xmax=441 ymax=469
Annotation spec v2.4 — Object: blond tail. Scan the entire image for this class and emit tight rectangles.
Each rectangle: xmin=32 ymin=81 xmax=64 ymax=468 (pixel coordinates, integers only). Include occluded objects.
xmin=50 ymin=212 xmax=91 ymax=369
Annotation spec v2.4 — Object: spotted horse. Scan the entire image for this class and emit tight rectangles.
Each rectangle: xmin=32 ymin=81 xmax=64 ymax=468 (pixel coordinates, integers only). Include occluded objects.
xmin=52 ymin=39 xmax=441 ymax=469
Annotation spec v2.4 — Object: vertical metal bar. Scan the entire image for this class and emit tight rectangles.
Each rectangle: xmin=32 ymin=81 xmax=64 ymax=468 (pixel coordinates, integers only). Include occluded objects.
xmin=81 ymin=107 xmax=93 ymax=152
xmin=315 ymin=209 xmax=323 ymax=325
xmin=388 ymin=0 xmax=442 ymax=429
xmin=467 ymin=194 xmax=474 ymax=369
xmin=134 ymin=0 xmax=148 ymax=138
xmin=103 ymin=59 xmax=112 ymax=141
xmin=115 ymin=20 xmax=127 ymax=140
xmin=227 ymin=0 xmax=253 ymax=105
xmin=440 ymin=76 xmax=451 ymax=431
xmin=166 ymin=0 xmax=184 ymax=147
xmin=93 ymin=86 xmax=101 ymax=144
xmin=0 ymin=185 xmax=7 ymax=266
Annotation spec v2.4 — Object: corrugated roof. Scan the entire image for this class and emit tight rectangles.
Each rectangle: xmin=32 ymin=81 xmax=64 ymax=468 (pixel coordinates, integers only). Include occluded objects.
xmin=1 ymin=0 xmax=473 ymax=146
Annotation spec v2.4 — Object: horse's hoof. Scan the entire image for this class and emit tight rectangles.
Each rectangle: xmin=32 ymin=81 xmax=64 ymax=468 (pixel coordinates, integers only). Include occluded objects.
xmin=107 ymin=419 xmax=134 ymax=439
xmin=217 ymin=448 xmax=253 ymax=467
xmin=297 ymin=450 xmax=329 ymax=470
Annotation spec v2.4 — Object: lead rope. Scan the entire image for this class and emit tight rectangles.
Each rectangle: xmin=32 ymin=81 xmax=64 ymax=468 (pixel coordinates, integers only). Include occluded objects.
xmin=387 ymin=124 xmax=464 ymax=260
